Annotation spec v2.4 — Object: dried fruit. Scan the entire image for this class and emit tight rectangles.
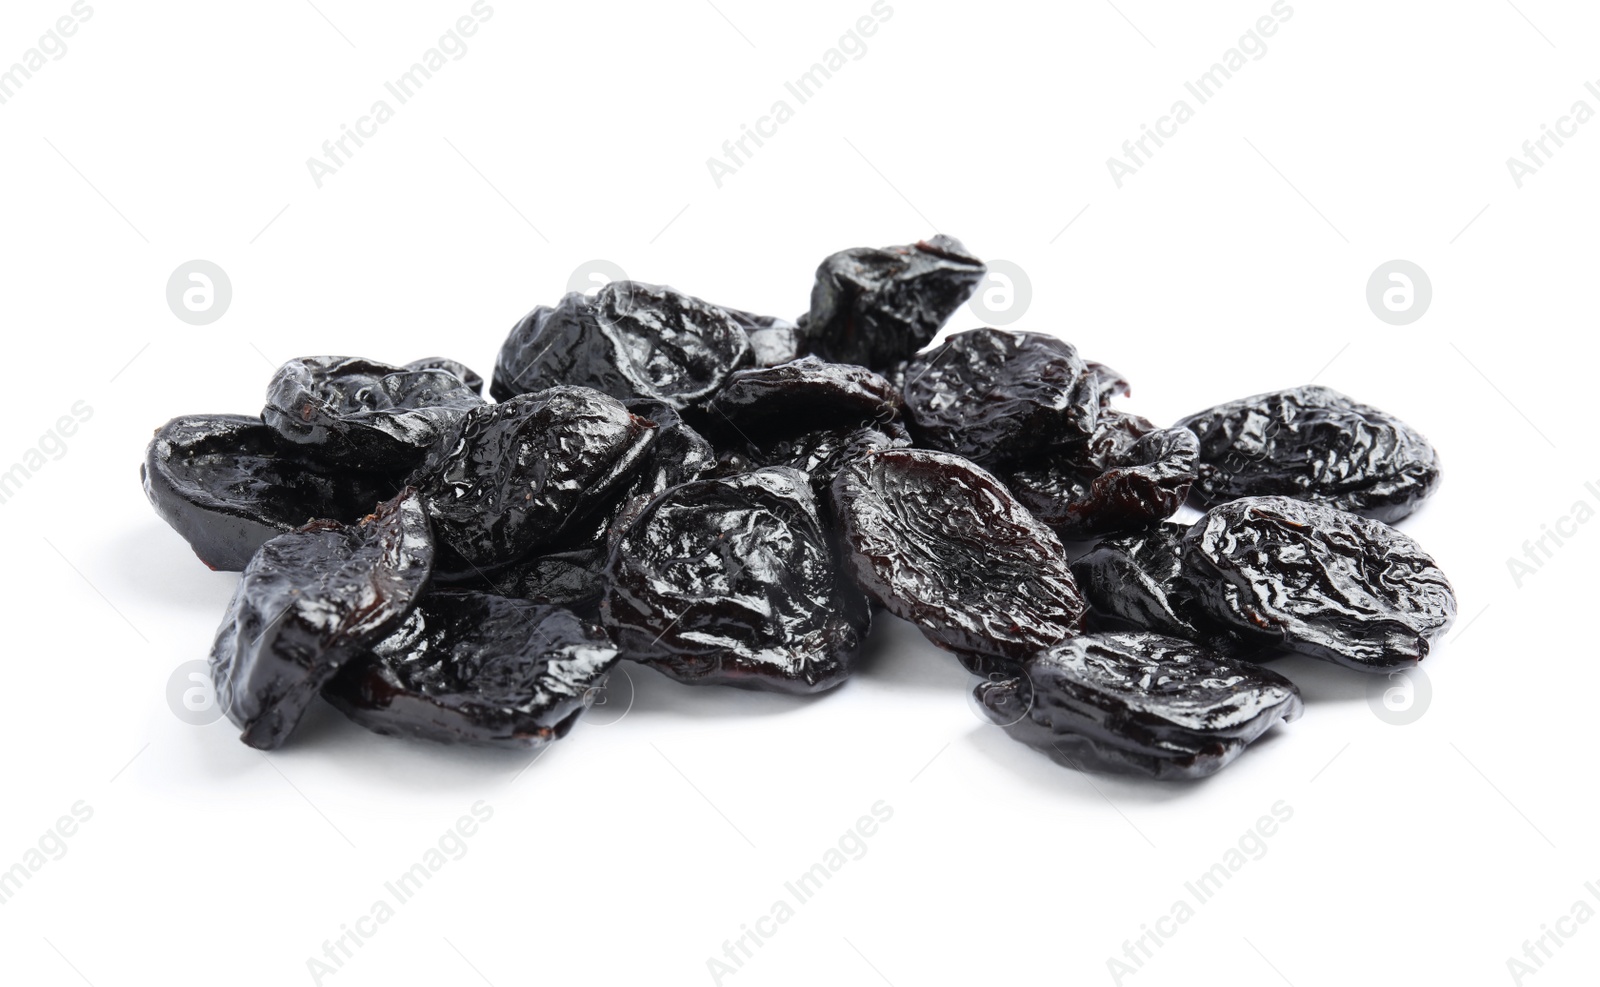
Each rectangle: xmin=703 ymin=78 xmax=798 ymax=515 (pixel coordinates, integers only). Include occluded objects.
xmin=1176 ymin=385 xmax=1441 ymax=522
xmin=832 ymin=449 xmax=1086 ymax=665
xmin=404 ymin=356 xmax=485 ymax=395
xmin=324 ymin=591 xmax=618 ymax=748
xmin=209 ymin=489 xmax=434 ymax=750
xmin=976 ymin=632 xmax=1303 ymax=780
xmin=602 ymin=467 xmax=869 ymax=694
xmin=706 ymin=356 xmax=902 ymax=435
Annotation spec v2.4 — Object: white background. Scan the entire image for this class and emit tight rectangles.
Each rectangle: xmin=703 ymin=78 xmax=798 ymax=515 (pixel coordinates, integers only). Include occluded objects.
xmin=1 ymin=1 xmax=1597 ymax=984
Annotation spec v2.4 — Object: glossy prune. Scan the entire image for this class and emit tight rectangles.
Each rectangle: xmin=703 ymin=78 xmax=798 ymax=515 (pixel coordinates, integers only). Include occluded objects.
xmin=976 ymin=632 xmax=1302 ymax=780
xmin=706 ymin=357 xmax=902 ymax=435
xmin=1085 ymin=360 xmax=1131 ymax=407
xmin=901 ymin=329 xmax=1100 ymax=468
xmin=602 ymin=467 xmax=869 ymax=694
xmin=209 ymin=489 xmax=434 ymax=750
xmin=722 ymin=307 xmax=801 ymax=368
xmin=490 ymin=282 xmax=752 ymax=409
xmin=142 ymin=414 xmax=393 ymax=571
xmin=1070 ymin=524 xmax=1222 ymax=643
xmin=1176 ymin=385 xmax=1441 ymax=523
xmin=1181 ymin=497 xmax=1456 ymax=671
xmin=1005 ymin=411 xmax=1198 ymax=539
xmin=263 ymin=356 xmax=485 ymax=472
xmin=745 ymin=424 xmax=908 ymax=502
xmin=802 ymin=235 xmax=985 ymax=369
xmin=832 ymin=449 xmax=1086 ymax=665
xmin=414 ymin=386 xmax=657 ymax=573
xmin=404 ymin=357 xmax=485 ymax=395
xmin=323 ymin=591 xmax=618 ymax=748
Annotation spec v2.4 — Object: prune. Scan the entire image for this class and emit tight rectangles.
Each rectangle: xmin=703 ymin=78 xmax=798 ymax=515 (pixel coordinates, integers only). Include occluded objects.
xmin=1005 ymin=411 xmax=1199 ymax=539
xmin=209 ymin=489 xmax=434 ymax=750
xmin=831 ymin=449 xmax=1086 ymax=665
xmin=900 ymin=329 xmax=1100 ymax=468
xmin=142 ymin=414 xmax=393 ymax=571
xmin=722 ymin=307 xmax=801 ymax=368
xmin=976 ymin=632 xmax=1302 ymax=780
xmin=1181 ymin=497 xmax=1456 ymax=671
xmin=445 ymin=545 xmax=610 ymax=616
xmin=745 ymin=424 xmax=908 ymax=501
xmin=490 ymin=282 xmax=752 ymax=409
xmin=1085 ymin=360 xmax=1131 ymax=407
xmin=414 ymin=386 xmax=657 ymax=573
xmin=1176 ymin=385 xmax=1441 ymax=523
xmin=263 ymin=357 xmax=485 ymax=473
xmin=802 ymin=235 xmax=985 ymax=369
xmin=706 ymin=357 xmax=902 ymax=436
xmin=602 ymin=467 xmax=869 ymax=694
xmin=404 ymin=357 xmax=485 ymax=395
xmin=323 ymin=591 xmax=618 ymax=748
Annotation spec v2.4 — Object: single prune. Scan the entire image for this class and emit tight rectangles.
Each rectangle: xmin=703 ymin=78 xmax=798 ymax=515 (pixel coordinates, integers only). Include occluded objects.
xmin=602 ymin=467 xmax=869 ymax=694
xmin=323 ymin=591 xmax=618 ymax=748
xmin=490 ymin=282 xmax=752 ymax=409
xmin=209 ymin=489 xmax=434 ymax=750
xmin=414 ymin=386 xmax=657 ymax=574
xmin=1181 ymin=497 xmax=1456 ymax=671
xmin=901 ymin=329 xmax=1101 ymax=468
xmin=404 ymin=357 xmax=485 ymax=395
xmin=802 ymin=235 xmax=985 ymax=369
xmin=722 ymin=307 xmax=802 ymax=368
xmin=1071 ymin=524 xmax=1220 ymax=641
xmin=1085 ymin=360 xmax=1131 ymax=407
xmin=142 ymin=414 xmax=394 ymax=571
xmin=1176 ymin=385 xmax=1441 ymax=523
xmin=706 ymin=356 xmax=903 ymax=436
xmin=976 ymin=632 xmax=1302 ymax=780
xmin=1005 ymin=410 xmax=1199 ymax=539
xmin=831 ymin=449 xmax=1087 ymax=665
xmin=262 ymin=356 xmax=485 ymax=473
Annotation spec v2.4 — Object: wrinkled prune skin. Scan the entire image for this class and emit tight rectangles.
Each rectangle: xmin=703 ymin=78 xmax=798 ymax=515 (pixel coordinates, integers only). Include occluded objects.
xmin=1181 ymin=497 xmax=1456 ymax=671
xmin=706 ymin=357 xmax=903 ymax=435
xmin=414 ymin=386 xmax=657 ymax=574
xmin=445 ymin=545 xmax=609 ymax=617
xmin=404 ymin=357 xmax=485 ymax=395
xmin=491 ymin=282 xmax=752 ymax=409
xmin=1005 ymin=411 xmax=1199 ymax=539
xmin=1176 ymin=385 xmax=1441 ymax=523
xmin=746 ymin=425 xmax=909 ymax=502
xmin=802 ymin=235 xmax=985 ymax=369
xmin=1073 ymin=525 xmax=1215 ymax=639
xmin=1085 ymin=360 xmax=1131 ymax=407
xmin=602 ymin=467 xmax=869 ymax=694
xmin=976 ymin=632 xmax=1302 ymax=780
xmin=832 ymin=449 xmax=1087 ymax=664
xmin=901 ymin=329 xmax=1100 ymax=468
xmin=142 ymin=414 xmax=394 ymax=571
xmin=721 ymin=307 xmax=801 ymax=368
xmin=263 ymin=357 xmax=485 ymax=473
xmin=209 ymin=489 xmax=434 ymax=750
xmin=323 ymin=591 xmax=618 ymax=748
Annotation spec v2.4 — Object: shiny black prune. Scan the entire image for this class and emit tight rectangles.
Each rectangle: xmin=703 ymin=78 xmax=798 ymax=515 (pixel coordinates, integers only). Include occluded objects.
xmin=142 ymin=414 xmax=394 ymax=571
xmin=1071 ymin=524 xmax=1214 ymax=639
xmin=706 ymin=357 xmax=902 ymax=435
xmin=832 ymin=449 xmax=1086 ymax=665
xmin=262 ymin=357 xmax=485 ymax=473
xmin=901 ymin=329 xmax=1101 ymax=468
xmin=976 ymin=632 xmax=1302 ymax=780
xmin=745 ymin=425 xmax=909 ymax=502
xmin=602 ymin=467 xmax=869 ymax=694
xmin=444 ymin=545 xmax=609 ymax=617
xmin=209 ymin=489 xmax=434 ymax=750
xmin=1176 ymin=385 xmax=1441 ymax=523
xmin=802 ymin=235 xmax=985 ymax=369
xmin=1085 ymin=360 xmax=1131 ymax=407
xmin=1181 ymin=497 xmax=1456 ymax=671
xmin=1005 ymin=410 xmax=1198 ymax=539
xmin=404 ymin=357 xmax=485 ymax=395
xmin=323 ymin=591 xmax=618 ymax=748
xmin=490 ymin=282 xmax=752 ymax=409
xmin=414 ymin=386 xmax=657 ymax=574
xmin=721 ymin=307 xmax=801 ymax=368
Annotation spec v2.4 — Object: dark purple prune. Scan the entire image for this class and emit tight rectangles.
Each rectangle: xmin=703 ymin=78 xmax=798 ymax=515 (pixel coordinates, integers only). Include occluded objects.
xmin=1071 ymin=524 xmax=1219 ymax=641
xmin=414 ymin=386 xmax=657 ymax=574
xmin=1176 ymin=385 xmax=1441 ymax=523
xmin=1005 ymin=411 xmax=1199 ymax=539
xmin=602 ymin=467 xmax=869 ymax=695
xmin=209 ymin=489 xmax=434 ymax=750
xmin=746 ymin=424 xmax=909 ymax=502
xmin=976 ymin=632 xmax=1302 ymax=780
xmin=831 ymin=449 xmax=1087 ymax=665
xmin=721 ymin=307 xmax=801 ymax=368
xmin=1085 ymin=360 xmax=1131 ymax=407
xmin=706 ymin=357 xmax=903 ymax=436
xmin=323 ymin=591 xmax=618 ymax=748
xmin=901 ymin=329 xmax=1101 ymax=468
xmin=1180 ymin=497 xmax=1456 ymax=671
xmin=141 ymin=414 xmax=394 ymax=571
xmin=490 ymin=282 xmax=752 ymax=409
xmin=801 ymin=235 xmax=985 ymax=369
xmin=403 ymin=357 xmax=485 ymax=395
xmin=262 ymin=357 xmax=485 ymax=473
xmin=444 ymin=545 xmax=609 ymax=617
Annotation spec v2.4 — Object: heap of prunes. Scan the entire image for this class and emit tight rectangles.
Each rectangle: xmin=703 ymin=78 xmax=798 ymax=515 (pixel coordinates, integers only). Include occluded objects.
xmin=142 ymin=236 xmax=1455 ymax=780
